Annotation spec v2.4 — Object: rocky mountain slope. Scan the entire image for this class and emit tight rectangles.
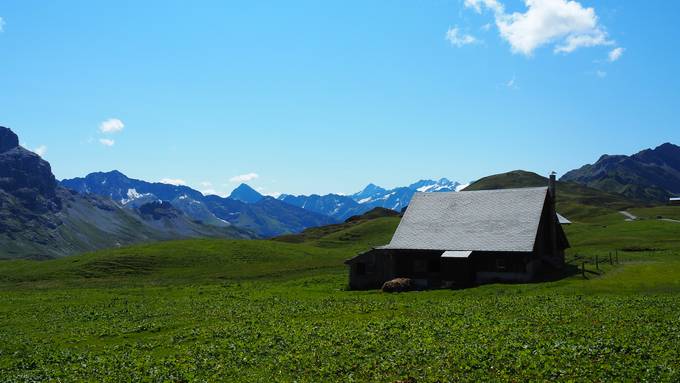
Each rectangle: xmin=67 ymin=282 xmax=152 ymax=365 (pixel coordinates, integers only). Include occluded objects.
xmin=62 ymin=171 xmax=335 ymax=237
xmin=561 ymin=143 xmax=680 ymax=202
xmin=0 ymin=127 xmax=254 ymax=259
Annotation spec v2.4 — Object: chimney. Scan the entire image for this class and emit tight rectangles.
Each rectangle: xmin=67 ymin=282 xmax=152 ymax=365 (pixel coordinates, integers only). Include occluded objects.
xmin=549 ymin=172 xmax=556 ymax=201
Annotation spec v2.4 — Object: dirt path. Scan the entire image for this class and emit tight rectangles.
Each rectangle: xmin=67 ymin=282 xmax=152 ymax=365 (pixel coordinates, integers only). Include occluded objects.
xmin=619 ymin=211 xmax=638 ymax=221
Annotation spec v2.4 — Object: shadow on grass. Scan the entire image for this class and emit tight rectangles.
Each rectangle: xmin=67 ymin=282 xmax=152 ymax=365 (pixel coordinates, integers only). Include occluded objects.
xmin=532 ymin=263 xmax=583 ymax=282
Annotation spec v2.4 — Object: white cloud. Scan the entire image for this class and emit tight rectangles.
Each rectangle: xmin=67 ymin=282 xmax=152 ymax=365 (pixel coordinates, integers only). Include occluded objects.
xmin=506 ymin=75 xmax=518 ymax=89
xmin=465 ymin=0 xmax=614 ymax=56
xmin=0 ymin=17 xmax=5 ymax=32
xmin=445 ymin=27 xmax=478 ymax=47
xmin=33 ymin=145 xmax=47 ymax=157
xmin=596 ymin=70 xmax=607 ymax=78
xmin=554 ymin=29 xmax=611 ymax=53
xmin=200 ymin=181 xmax=213 ymax=187
xmin=99 ymin=138 xmax=115 ymax=147
xmin=481 ymin=23 xmax=492 ymax=31
xmin=229 ymin=173 xmax=259 ymax=183
xmin=608 ymin=47 xmax=624 ymax=62
xmin=99 ymin=118 xmax=124 ymax=134
xmin=465 ymin=0 xmax=504 ymax=14
xmin=159 ymin=178 xmax=187 ymax=186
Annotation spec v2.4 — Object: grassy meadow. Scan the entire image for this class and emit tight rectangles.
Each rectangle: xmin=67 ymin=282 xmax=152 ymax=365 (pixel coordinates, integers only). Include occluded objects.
xmin=2 ymin=209 xmax=680 ymax=381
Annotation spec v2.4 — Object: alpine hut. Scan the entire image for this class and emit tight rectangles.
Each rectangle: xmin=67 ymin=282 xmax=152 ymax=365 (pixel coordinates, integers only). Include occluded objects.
xmin=345 ymin=174 xmax=569 ymax=290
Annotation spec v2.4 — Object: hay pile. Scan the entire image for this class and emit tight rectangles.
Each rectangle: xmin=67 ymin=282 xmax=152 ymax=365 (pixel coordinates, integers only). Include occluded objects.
xmin=381 ymin=278 xmax=414 ymax=293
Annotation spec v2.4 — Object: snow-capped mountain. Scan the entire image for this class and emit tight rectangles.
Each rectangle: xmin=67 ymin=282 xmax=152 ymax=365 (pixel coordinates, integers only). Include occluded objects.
xmin=278 ymin=193 xmax=365 ymax=221
xmin=350 ymin=178 xmax=462 ymax=212
xmin=408 ymin=178 xmax=462 ymax=193
xmin=61 ymin=171 xmax=335 ymax=236
xmin=278 ymin=178 xmax=464 ymax=220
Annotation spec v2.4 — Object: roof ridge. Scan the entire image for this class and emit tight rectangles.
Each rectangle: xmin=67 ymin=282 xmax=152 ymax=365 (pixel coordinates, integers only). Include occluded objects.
xmin=414 ymin=186 xmax=548 ymax=196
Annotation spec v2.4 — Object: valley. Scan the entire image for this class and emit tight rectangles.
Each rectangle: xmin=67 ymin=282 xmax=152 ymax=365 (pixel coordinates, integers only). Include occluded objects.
xmin=1 ymin=204 xmax=680 ymax=381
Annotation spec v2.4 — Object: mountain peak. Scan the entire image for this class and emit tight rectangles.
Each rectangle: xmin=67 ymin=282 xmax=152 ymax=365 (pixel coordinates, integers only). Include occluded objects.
xmin=562 ymin=142 xmax=680 ymax=202
xmin=229 ymin=183 xmax=263 ymax=204
xmin=408 ymin=178 xmax=460 ymax=192
xmin=0 ymin=127 xmax=20 ymax=153
xmin=98 ymin=170 xmax=129 ymax=180
xmin=358 ymin=183 xmax=385 ymax=195
xmin=0 ymin=126 xmax=59 ymax=207
xmin=654 ymin=142 xmax=680 ymax=154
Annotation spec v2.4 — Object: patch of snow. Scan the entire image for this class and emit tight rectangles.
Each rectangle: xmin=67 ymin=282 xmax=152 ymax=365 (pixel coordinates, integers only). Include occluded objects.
xmin=455 ymin=183 xmax=470 ymax=192
xmin=358 ymin=197 xmax=373 ymax=204
xmin=121 ymin=188 xmax=153 ymax=205
xmin=381 ymin=192 xmax=396 ymax=200
xmin=127 ymin=188 xmax=142 ymax=200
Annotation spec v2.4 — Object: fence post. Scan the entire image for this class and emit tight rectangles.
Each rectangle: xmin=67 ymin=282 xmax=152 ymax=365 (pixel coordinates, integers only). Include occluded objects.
xmin=616 ymin=250 xmax=619 ymax=264
xmin=609 ymin=252 xmax=613 ymax=265
xmin=582 ymin=262 xmax=586 ymax=278
xmin=595 ymin=254 xmax=599 ymax=270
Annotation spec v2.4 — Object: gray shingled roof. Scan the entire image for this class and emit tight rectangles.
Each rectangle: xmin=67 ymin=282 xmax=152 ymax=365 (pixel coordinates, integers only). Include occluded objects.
xmin=380 ymin=187 xmax=549 ymax=252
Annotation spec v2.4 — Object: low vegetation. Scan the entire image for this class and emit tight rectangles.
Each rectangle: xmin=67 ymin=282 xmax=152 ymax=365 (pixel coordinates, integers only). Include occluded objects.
xmin=1 ymin=206 xmax=680 ymax=381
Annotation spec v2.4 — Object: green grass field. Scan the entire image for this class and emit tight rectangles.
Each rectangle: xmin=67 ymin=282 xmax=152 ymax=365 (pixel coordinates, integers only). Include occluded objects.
xmin=2 ymin=209 xmax=680 ymax=382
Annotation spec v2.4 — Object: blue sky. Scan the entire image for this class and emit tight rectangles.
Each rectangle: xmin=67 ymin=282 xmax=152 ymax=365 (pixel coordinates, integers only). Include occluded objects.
xmin=1 ymin=0 xmax=678 ymax=196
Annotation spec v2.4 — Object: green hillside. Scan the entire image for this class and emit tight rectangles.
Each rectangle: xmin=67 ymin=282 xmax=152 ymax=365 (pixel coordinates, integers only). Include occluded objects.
xmin=2 ymin=200 xmax=680 ymax=381
xmin=274 ymin=207 xmax=400 ymax=247
xmin=464 ymin=170 xmax=648 ymax=221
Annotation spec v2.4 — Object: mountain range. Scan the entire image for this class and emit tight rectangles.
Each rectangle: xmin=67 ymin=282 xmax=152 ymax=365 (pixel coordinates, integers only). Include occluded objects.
xmin=0 ymin=127 xmax=254 ymax=259
xmin=561 ymin=143 xmax=680 ymax=202
xmin=61 ymin=173 xmax=335 ymax=238
xmin=278 ymin=178 xmax=463 ymax=220
xmin=3 ymin=123 xmax=678 ymax=259
xmin=60 ymin=173 xmax=464 ymax=233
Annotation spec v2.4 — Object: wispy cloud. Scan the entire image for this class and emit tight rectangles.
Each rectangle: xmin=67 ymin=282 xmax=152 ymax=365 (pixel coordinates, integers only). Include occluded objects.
xmin=465 ymin=0 xmax=504 ymax=14
xmin=596 ymin=70 xmax=607 ymax=78
xmin=33 ymin=145 xmax=47 ymax=157
xmin=0 ymin=17 xmax=5 ymax=32
xmin=99 ymin=138 xmax=115 ymax=147
xmin=505 ymin=75 xmax=518 ymax=89
xmin=99 ymin=118 xmax=124 ymax=134
xmin=608 ymin=47 xmax=624 ymax=62
xmin=229 ymin=173 xmax=259 ymax=183
xmin=464 ymin=0 xmax=614 ymax=56
xmin=159 ymin=178 xmax=186 ymax=186
xmin=445 ymin=27 xmax=478 ymax=47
